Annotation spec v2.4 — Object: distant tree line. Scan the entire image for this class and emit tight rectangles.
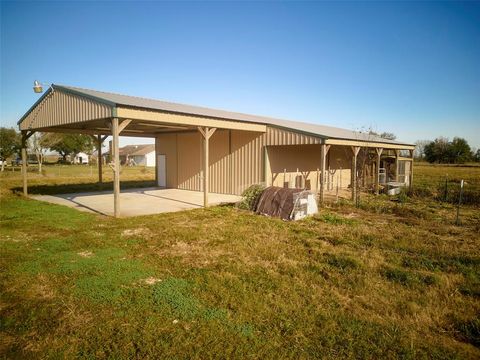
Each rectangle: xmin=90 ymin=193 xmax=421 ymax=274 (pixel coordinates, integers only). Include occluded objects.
xmin=0 ymin=128 xmax=21 ymax=171
xmin=0 ymin=127 xmax=94 ymax=171
xmin=415 ymin=137 xmax=479 ymax=164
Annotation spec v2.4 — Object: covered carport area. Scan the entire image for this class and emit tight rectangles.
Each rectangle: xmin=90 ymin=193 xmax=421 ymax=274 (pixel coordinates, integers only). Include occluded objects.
xmin=18 ymin=84 xmax=265 ymax=217
xmin=31 ymin=188 xmax=242 ymax=217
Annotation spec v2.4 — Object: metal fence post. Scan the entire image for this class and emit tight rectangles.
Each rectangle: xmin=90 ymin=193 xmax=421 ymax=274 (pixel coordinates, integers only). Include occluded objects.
xmin=455 ymin=179 xmax=464 ymax=225
xmin=444 ymin=174 xmax=448 ymax=202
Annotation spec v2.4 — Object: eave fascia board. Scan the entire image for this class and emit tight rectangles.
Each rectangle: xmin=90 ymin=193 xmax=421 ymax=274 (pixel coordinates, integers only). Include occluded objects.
xmin=116 ymin=106 xmax=267 ymax=133
xmin=325 ymin=138 xmax=415 ymax=150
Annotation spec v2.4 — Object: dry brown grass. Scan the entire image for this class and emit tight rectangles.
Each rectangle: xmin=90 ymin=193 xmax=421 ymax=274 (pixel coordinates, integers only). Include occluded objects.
xmin=0 ymin=163 xmax=479 ymax=359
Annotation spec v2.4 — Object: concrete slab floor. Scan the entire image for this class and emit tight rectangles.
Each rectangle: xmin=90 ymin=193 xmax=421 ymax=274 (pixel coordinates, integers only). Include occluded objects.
xmin=30 ymin=188 xmax=242 ymax=217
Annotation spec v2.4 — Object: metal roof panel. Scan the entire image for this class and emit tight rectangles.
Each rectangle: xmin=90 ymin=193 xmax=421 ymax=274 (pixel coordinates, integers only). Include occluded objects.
xmin=51 ymin=84 xmax=413 ymax=146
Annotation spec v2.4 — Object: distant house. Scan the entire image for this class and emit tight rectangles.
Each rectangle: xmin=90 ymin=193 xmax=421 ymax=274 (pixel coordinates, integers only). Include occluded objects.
xmin=117 ymin=144 xmax=155 ymax=167
xmin=74 ymin=152 xmax=89 ymax=164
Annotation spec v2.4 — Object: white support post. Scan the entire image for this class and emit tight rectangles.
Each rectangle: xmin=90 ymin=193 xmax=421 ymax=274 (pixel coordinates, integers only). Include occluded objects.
xmin=198 ymin=126 xmax=216 ymax=208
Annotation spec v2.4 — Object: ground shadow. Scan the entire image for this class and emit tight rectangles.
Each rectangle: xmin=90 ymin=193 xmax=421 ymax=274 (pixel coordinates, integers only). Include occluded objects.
xmin=11 ymin=180 xmax=156 ymax=195
xmin=140 ymin=190 xmax=202 ymax=208
xmin=58 ymin=196 xmax=109 ymax=216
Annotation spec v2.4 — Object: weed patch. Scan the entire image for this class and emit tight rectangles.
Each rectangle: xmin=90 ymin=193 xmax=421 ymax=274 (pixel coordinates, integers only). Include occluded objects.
xmin=324 ymin=253 xmax=360 ymax=273
xmin=381 ymin=266 xmax=439 ymax=287
xmin=318 ymin=212 xmax=356 ymax=225
xmin=452 ymin=317 xmax=480 ymax=347
xmin=152 ymin=277 xmax=254 ymax=337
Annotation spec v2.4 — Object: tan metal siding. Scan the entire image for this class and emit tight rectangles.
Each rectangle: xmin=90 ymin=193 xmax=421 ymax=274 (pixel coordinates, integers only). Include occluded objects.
xmin=156 ymin=126 xmax=325 ymax=195
xmin=209 ymin=130 xmax=231 ymax=194
xmin=156 ymin=133 xmax=178 ymax=188
xmin=177 ymin=132 xmax=202 ymax=191
xmin=19 ymin=90 xmax=112 ymax=131
xmin=230 ymin=130 xmax=265 ymax=194
xmin=268 ymin=144 xmax=322 ymax=191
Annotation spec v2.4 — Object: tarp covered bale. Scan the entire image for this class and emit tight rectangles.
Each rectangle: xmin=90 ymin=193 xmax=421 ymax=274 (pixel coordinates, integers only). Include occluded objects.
xmin=255 ymin=186 xmax=303 ymax=220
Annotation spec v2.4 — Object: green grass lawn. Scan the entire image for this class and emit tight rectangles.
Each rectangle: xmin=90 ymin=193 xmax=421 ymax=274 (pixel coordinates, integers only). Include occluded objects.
xmin=1 ymin=164 xmax=479 ymax=359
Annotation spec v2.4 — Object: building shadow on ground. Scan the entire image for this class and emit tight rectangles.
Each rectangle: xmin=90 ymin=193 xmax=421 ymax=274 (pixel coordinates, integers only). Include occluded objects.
xmin=11 ymin=180 xmax=156 ymax=195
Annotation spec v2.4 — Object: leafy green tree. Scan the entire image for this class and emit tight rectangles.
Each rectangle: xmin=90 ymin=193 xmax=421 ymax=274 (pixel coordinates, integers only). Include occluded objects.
xmin=424 ymin=137 xmax=472 ymax=164
xmin=0 ymin=127 xmax=21 ymax=171
xmin=474 ymin=149 xmax=480 ymax=162
xmin=449 ymin=137 xmax=471 ymax=164
xmin=424 ymin=137 xmax=449 ymax=163
xmin=47 ymin=134 xmax=94 ymax=163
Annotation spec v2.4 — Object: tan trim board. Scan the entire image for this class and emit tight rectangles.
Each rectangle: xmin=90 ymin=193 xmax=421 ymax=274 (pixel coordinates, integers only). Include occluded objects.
xmin=117 ymin=107 xmax=267 ymax=133
xmin=325 ymin=138 xmax=415 ymax=150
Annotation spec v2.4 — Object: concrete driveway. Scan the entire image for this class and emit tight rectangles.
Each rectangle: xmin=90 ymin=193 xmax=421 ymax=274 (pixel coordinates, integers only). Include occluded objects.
xmin=31 ymin=188 xmax=242 ymax=217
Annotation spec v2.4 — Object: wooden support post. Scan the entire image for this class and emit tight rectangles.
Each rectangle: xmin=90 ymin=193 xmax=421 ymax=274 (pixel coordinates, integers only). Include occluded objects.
xmin=319 ymin=144 xmax=330 ymax=205
xmin=395 ymin=149 xmax=400 ymax=182
xmin=21 ymin=135 xmax=28 ymax=196
xmin=375 ymin=147 xmax=383 ymax=195
xmin=20 ymin=131 xmax=34 ymax=196
xmin=154 ymin=136 xmax=158 ymax=186
xmin=202 ymin=127 xmax=209 ymax=208
xmin=351 ymin=146 xmax=360 ymax=201
xmin=198 ymin=126 xmax=216 ymax=208
xmin=409 ymin=149 xmax=414 ymax=189
xmin=118 ymin=119 xmax=132 ymax=133
xmin=108 ymin=119 xmax=131 ymax=217
xmin=320 ymin=145 xmax=326 ymax=205
xmin=96 ymin=134 xmax=108 ymax=183
xmin=112 ymin=118 xmax=120 ymax=217
xmin=264 ymin=146 xmax=271 ymax=187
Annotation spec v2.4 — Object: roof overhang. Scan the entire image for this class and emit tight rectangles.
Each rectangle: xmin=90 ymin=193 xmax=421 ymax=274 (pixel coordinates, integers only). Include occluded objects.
xmin=18 ymin=85 xmax=266 ymax=136
xmin=325 ymin=138 xmax=415 ymax=150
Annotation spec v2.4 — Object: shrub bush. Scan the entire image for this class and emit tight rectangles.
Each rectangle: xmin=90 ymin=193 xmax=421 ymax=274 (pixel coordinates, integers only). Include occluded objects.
xmin=237 ymin=184 xmax=265 ymax=211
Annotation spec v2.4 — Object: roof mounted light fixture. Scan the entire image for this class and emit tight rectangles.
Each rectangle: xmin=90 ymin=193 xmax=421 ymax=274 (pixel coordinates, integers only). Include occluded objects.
xmin=33 ymin=80 xmax=53 ymax=94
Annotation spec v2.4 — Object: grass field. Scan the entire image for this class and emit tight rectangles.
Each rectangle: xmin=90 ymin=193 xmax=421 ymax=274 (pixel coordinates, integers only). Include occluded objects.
xmin=1 ymin=164 xmax=479 ymax=359
xmin=413 ymin=162 xmax=480 ymax=205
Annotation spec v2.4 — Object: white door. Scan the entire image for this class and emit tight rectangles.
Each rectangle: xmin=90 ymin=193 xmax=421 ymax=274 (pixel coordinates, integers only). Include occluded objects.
xmin=157 ymin=155 xmax=166 ymax=187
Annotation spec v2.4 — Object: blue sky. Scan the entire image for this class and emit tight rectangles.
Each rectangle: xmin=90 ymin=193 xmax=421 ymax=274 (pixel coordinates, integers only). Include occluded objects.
xmin=1 ymin=1 xmax=479 ymax=147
